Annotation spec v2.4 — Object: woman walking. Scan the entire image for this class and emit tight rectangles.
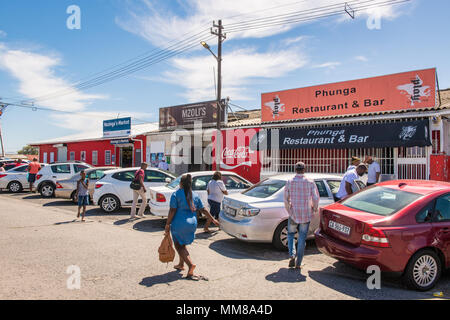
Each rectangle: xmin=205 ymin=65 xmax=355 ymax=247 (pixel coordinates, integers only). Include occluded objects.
xmin=164 ymin=174 xmax=219 ymax=280
xmin=204 ymin=171 xmax=228 ymax=233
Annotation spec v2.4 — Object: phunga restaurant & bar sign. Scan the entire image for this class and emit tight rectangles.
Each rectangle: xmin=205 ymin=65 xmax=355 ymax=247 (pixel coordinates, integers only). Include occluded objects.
xmin=250 ymin=120 xmax=431 ymax=151
xmin=261 ymin=68 xmax=437 ymax=122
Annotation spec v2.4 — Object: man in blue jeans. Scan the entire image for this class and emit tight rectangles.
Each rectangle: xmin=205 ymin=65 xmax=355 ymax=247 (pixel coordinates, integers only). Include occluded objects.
xmin=284 ymin=162 xmax=319 ymax=270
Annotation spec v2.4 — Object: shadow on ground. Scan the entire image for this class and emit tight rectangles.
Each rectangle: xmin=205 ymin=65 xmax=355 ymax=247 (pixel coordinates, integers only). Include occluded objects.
xmin=266 ymin=268 xmax=307 ymax=283
xmin=43 ymin=200 xmax=76 ymax=207
xmin=139 ymin=270 xmax=183 ymax=287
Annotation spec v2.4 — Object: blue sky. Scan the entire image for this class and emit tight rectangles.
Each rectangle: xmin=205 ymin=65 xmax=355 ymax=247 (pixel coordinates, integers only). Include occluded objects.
xmin=0 ymin=0 xmax=449 ymax=152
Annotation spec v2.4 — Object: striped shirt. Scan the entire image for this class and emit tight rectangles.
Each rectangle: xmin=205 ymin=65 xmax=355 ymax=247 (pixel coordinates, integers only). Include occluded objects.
xmin=284 ymin=174 xmax=320 ymax=224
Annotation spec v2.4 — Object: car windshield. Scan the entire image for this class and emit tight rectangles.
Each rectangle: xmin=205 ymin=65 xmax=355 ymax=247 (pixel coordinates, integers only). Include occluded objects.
xmin=341 ymin=186 xmax=422 ymax=216
xmin=167 ymin=176 xmax=182 ymax=189
xmin=242 ymin=179 xmax=286 ymax=198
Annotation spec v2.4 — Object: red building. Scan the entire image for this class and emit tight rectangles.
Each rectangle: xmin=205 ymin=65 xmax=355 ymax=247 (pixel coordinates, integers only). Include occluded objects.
xmin=31 ymin=123 xmax=157 ymax=167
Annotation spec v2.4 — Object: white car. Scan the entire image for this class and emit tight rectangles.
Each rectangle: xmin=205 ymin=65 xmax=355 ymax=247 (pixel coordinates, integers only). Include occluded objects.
xmin=0 ymin=164 xmax=47 ymax=193
xmin=93 ymin=167 xmax=176 ymax=213
xmin=148 ymin=171 xmax=253 ymax=217
xmin=219 ymin=173 xmax=366 ymax=250
xmin=34 ymin=162 xmax=92 ymax=198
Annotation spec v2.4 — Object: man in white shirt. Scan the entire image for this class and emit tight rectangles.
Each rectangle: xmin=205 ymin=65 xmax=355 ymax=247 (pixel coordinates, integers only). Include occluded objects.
xmin=365 ymin=156 xmax=381 ymax=186
xmin=336 ymin=164 xmax=367 ymax=200
xmin=157 ymin=157 xmax=169 ymax=171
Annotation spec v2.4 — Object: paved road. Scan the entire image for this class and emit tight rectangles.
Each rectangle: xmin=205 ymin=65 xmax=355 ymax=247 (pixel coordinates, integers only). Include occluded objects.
xmin=0 ymin=191 xmax=448 ymax=300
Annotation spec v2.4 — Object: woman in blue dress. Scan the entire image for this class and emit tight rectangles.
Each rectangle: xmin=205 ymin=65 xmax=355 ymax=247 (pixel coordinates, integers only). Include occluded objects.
xmin=164 ymin=174 xmax=219 ymax=280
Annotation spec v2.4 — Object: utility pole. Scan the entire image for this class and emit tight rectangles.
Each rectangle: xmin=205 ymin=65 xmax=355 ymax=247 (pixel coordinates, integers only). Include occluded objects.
xmin=210 ymin=20 xmax=226 ymax=167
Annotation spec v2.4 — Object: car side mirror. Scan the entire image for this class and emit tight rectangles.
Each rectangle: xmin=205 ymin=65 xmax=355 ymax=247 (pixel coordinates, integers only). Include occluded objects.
xmin=165 ymin=177 xmax=172 ymax=183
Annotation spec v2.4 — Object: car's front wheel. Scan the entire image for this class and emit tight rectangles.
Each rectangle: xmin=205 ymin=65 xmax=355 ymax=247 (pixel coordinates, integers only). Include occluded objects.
xmin=100 ymin=195 xmax=120 ymax=213
xmin=8 ymin=181 xmax=23 ymax=193
xmin=40 ymin=183 xmax=55 ymax=198
xmin=403 ymin=249 xmax=442 ymax=291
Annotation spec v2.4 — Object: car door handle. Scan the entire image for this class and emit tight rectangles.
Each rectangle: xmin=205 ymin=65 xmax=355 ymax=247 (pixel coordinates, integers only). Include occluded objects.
xmin=442 ymin=227 xmax=450 ymax=233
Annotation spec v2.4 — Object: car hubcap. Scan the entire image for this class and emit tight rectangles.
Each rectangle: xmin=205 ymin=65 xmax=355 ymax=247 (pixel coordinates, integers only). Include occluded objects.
xmin=413 ymin=255 xmax=437 ymax=287
xmin=102 ymin=197 xmax=116 ymax=212
xmin=281 ymin=226 xmax=298 ymax=248
xmin=10 ymin=183 xmax=20 ymax=192
xmin=42 ymin=186 xmax=53 ymax=196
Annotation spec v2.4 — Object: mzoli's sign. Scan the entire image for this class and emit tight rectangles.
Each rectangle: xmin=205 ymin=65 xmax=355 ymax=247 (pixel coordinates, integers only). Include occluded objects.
xmin=159 ymin=100 xmax=226 ymax=130
xmin=103 ymin=117 xmax=131 ymax=137
xmin=261 ymin=68 xmax=437 ymax=122
xmin=251 ymin=120 xmax=431 ymax=150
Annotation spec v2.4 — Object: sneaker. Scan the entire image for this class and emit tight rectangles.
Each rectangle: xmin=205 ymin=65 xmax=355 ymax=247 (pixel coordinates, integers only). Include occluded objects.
xmin=288 ymin=257 xmax=296 ymax=268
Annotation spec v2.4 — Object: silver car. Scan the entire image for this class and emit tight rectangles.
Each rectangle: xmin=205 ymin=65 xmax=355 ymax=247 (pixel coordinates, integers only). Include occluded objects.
xmin=55 ymin=167 xmax=119 ymax=203
xmin=219 ymin=173 xmax=365 ymax=250
xmin=0 ymin=164 xmax=47 ymax=193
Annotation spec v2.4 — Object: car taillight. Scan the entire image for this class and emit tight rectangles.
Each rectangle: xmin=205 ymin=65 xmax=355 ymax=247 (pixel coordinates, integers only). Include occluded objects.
xmin=0 ymin=174 xmax=7 ymax=178
xmin=95 ymin=184 xmax=103 ymax=189
xmin=238 ymin=208 xmax=260 ymax=217
xmin=156 ymin=193 xmax=166 ymax=202
xmin=361 ymin=225 xmax=390 ymax=248
xmin=36 ymin=174 xmax=42 ymax=180
xmin=56 ymin=182 xmax=63 ymax=189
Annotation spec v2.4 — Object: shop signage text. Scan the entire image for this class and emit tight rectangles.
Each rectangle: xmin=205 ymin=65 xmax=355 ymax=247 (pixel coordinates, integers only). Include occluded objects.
xmin=261 ymin=68 xmax=436 ymax=122
xmin=103 ymin=117 xmax=131 ymax=137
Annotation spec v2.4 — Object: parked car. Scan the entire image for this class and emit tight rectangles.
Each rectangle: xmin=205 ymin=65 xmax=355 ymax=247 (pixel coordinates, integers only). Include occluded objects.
xmin=314 ymin=180 xmax=450 ymax=291
xmin=148 ymin=171 xmax=252 ymax=217
xmin=55 ymin=167 xmax=119 ymax=202
xmin=34 ymin=162 xmax=92 ymax=198
xmin=93 ymin=167 xmax=176 ymax=213
xmin=219 ymin=173 xmax=364 ymax=251
xmin=0 ymin=164 xmax=47 ymax=192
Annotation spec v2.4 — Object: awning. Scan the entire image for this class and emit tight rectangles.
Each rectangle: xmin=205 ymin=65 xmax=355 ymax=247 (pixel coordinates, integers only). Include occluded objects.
xmin=250 ymin=120 xmax=431 ymax=150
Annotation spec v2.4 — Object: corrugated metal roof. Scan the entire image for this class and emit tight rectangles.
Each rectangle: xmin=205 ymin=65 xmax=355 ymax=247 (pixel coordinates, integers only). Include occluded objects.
xmin=31 ymin=122 xmax=159 ymax=145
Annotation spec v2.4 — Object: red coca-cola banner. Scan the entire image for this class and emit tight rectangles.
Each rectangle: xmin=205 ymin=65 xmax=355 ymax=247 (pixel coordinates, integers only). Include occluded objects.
xmin=212 ymin=128 xmax=261 ymax=184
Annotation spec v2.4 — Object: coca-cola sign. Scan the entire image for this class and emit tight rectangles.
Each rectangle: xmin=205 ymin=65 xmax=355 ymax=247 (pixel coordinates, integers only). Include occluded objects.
xmin=222 ymin=146 xmax=250 ymax=160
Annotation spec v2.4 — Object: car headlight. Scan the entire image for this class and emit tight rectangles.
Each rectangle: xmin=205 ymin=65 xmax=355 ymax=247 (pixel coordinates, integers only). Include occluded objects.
xmin=238 ymin=208 xmax=260 ymax=217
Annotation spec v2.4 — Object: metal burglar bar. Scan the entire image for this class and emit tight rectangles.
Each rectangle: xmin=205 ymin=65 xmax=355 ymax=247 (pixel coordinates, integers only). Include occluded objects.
xmin=260 ymin=118 xmax=430 ymax=180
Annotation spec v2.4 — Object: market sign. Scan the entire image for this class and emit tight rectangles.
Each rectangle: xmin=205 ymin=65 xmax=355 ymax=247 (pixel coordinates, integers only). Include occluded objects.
xmin=261 ymin=68 xmax=437 ymax=122
xmin=110 ymin=138 xmax=132 ymax=145
xmin=103 ymin=117 xmax=131 ymax=137
xmin=159 ymin=100 xmax=227 ymax=130
xmin=251 ymin=120 xmax=431 ymax=150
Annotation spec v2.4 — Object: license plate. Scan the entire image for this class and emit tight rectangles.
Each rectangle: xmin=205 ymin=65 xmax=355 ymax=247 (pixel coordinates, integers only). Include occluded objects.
xmin=328 ymin=220 xmax=351 ymax=235
xmin=226 ymin=207 xmax=236 ymax=217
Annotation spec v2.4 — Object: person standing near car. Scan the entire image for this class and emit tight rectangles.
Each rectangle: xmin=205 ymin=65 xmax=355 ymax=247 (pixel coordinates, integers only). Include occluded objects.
xmin=284 ymin=162 xmax=319 ymax=270
xmin=346 ymin=156 xmax=361 ymax=172
xmin=365 ymin=156 xmax=381 ymax=186
xmin=204 ymin=171 xmax=228 ymax=233
xmin=158 ymin=156 xmax=169 ymax=171
xmin=14 ymin=158 xmax=23 ymax=167
xmin=76 ymin=170 xmax=89 ymax=222
xmin=27 ymin=158 xmax=41 ymax=192
xmin=130 ymin=162 xmax=148 ymax=219
xmin=336 ymin=164 xmax=367 ymax=201
xmin=165 ymin=174 xmax=219 ymax=280
xmin=0 ymin=163 xmax=5 ymax=172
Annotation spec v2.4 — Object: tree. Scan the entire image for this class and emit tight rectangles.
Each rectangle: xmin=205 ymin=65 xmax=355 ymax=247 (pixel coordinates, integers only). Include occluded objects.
xmin=17 ymin=145 xmax=38 ymax=155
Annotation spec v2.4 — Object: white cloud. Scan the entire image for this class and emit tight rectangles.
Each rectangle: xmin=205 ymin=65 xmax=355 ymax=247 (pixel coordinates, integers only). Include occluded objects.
xmin=282 ymin=35 xmax=307 ymax=46
xmin=162 ymin=46 xmax=307 ymax=101
xmin=355 ymin=55 xmax=368 ymax=62
xmin=312 ymin=62 xmax=341 ymax=69
xmin=0 ymin=45 xmax=104 ymax=112
xmin=0 ymin=30 xmax=6 ymax=38
xmin=117 ymin=0 xmax=409 ymax=47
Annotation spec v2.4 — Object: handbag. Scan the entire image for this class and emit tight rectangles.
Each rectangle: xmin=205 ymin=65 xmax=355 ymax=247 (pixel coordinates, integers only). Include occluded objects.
xmin=158 ymin=233 xmax=175 ymax=263
xmin=130 ymin=171 xmax=142 ymax=190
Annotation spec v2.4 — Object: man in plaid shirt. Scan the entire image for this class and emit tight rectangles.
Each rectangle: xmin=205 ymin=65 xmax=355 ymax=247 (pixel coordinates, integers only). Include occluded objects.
xmin=284 ymin=162 xmax=320 ymax=269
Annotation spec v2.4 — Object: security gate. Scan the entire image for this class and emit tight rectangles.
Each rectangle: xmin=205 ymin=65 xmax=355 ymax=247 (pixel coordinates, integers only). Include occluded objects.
xmin=395 ymin=146 xmax=429 ymax=180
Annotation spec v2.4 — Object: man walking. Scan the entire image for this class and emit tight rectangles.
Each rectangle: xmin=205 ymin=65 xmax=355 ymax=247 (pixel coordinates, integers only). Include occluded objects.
xmin=284 ymin=162 xmax=319 ymax=270
xmin=27 ymin=158 xmax=41 ymax=192
xmin=365 ymin=156 xmax=381 ymax=186
xmin=76 ymin=170 xmax=89 ymax=222
xmin=130 ymin=162 xmax=148 ymax=219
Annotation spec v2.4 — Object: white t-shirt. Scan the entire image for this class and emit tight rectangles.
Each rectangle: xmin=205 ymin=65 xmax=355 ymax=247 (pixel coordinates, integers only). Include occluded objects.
xmin=158 ymin=161 xmax=168 ymax=171
xmin=346 ymin=165 xmax=356 ymax=172
xmin=207 ymin=179 xmax=227 ymax=203
xmin=336 ymin=169 xmax=359 ymax=199
xmin=368 ymin=161 xmax=381 ymax=183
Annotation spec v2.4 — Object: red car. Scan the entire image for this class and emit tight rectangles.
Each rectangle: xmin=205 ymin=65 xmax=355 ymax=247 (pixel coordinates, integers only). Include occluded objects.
xmin=315 ymin=180 xmax=450 ymax=291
